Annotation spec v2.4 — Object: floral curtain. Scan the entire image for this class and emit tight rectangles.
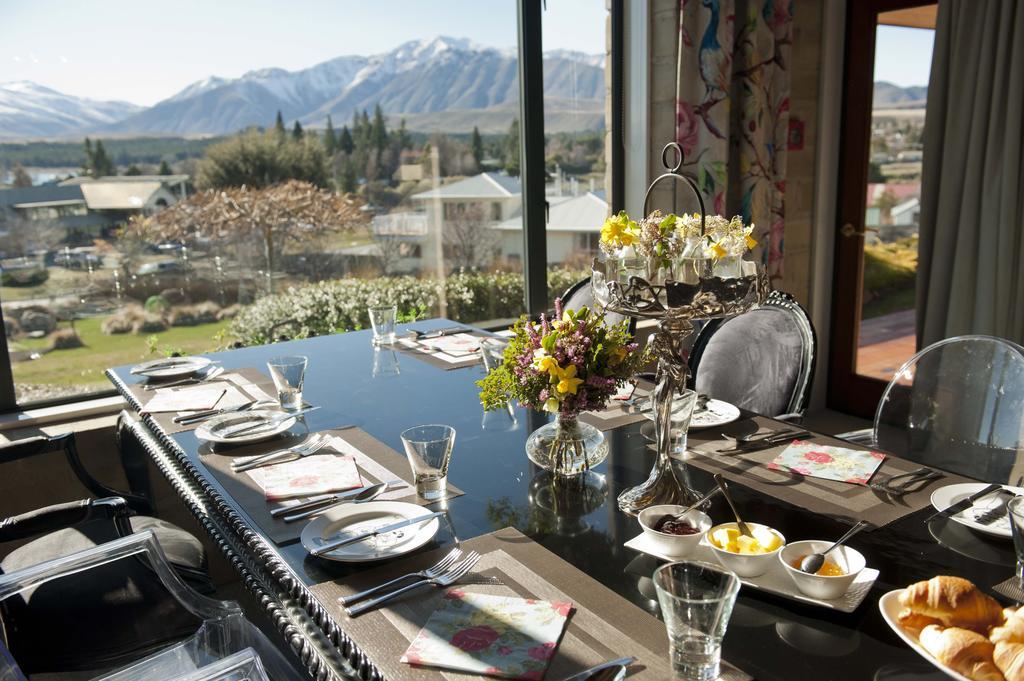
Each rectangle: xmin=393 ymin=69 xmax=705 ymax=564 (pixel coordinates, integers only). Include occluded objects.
xmin=676 ymin=0 xmax=792 ymax=282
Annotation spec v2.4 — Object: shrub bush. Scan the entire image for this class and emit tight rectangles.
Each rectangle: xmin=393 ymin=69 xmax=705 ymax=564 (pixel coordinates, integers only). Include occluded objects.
xmin=133 ymin=313 xmax=168 ymax=334
xmin=1 ymin=268 xmax=48 ymax=287
xmin=51 ymin=328 xmax=84 ymax=349
xmin=144 ymin=295 xmax=171 ymax=315
xmin=228 ymin=269 xmax=586 ymax=347
xmin=101 ymin=307 xmax=141 ymax=335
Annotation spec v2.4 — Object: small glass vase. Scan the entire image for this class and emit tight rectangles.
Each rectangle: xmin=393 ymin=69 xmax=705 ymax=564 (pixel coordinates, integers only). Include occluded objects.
xmin=526 ymin=413 xmax=608 ymax=476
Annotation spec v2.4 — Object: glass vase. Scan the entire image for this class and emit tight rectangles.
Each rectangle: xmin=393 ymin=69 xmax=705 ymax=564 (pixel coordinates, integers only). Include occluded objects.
xmin=526 ymin=413 xmax=608 ymax=476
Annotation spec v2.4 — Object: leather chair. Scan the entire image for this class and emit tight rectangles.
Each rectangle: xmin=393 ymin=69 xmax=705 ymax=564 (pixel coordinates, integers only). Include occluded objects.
xmin=688 ymin=290 xmax=816 ymax=420
xmin=561 ymin=276 xmax=637 ymax=335
xmin=0 ymin=432 xmax=212 ymax=674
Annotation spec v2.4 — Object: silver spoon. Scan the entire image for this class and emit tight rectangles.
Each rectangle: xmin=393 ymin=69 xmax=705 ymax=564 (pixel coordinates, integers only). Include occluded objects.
xmin=714 ymin=474 xmax=753 ymax=538
xmin=651 ymin=487 xmax=722 ymax=528
xmin=282 ymin=481 xmax=391 ymax=522
xmin=799 ymin=520 xmax=870 ymax=574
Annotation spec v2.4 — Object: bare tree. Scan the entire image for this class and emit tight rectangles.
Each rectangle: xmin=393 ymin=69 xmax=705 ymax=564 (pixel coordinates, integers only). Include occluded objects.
xmin=443 ymin=204 xmax=499 ymax=271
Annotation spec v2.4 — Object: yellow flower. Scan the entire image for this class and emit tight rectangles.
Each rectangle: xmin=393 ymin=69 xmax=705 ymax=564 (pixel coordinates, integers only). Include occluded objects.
xmin=710 ymin=241 xmax=728 ymax=260
xmin=543 ymin=397 xmax=561 ymax=412
xmin=745 ymin=234 xmax=758 ymax=250
xmin=555 ymin=363 xmax=584 ymax=395
xmin=600 ymin=212 xmax=637 ymax=248
xmin=609 ymin=346 xmax=628 ymax=366
xmin=534 ymin=353 xmax=560 ymax=378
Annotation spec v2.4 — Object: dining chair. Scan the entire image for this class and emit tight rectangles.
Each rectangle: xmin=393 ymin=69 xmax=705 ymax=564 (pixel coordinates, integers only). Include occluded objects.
xmin=0 ymin=530 xmax=301 ymax=680
xmin=561 ymin=276 xmax=637 ymax=335
xmin=0 ymin=432 xmax=213 ymax=674
xmin=687 ymin=290 xmax=816 ymax=420
xmin=843 ymin=335 xmax=1024 ymax=485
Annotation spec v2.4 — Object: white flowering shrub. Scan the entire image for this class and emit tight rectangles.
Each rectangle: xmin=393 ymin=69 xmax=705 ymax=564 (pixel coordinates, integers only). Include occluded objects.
xmin=229 ymin=269 xmax=586 ymax=346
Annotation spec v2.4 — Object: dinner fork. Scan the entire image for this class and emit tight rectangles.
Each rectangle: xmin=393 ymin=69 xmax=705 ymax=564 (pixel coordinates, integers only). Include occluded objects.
xmin=867 ymin=468 xmax=943 ymax=496
xmin=345 ymin=552 xmax=481 ymax=617
xmin=339 ymin=548 xmax=463 ymax=606
xmin=231 ymin=433 xmax=329 ymax=472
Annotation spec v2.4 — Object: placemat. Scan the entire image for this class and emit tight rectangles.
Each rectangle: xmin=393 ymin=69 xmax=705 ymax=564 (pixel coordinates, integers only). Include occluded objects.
xmin=993 ymin=576 xmax=1024 ymax=602
xmin=579 ymin=379 xmax=654 ymax=431
xmin=309 ymin=528 xmax=751 ymax=681
xmin=200 ymin=427 xmax=464 ymax=545
xmin=392 ymin=330 xmax=492 ymax=370
xmin=684 ymin=415 xmax=977 ymax=528
xmin=128 ymin=368 xmax=277 ymax=434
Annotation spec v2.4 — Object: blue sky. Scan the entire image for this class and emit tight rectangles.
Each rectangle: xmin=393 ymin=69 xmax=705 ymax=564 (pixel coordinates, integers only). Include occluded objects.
xmin=1 ymin=0 xmax=605 ymax=105
xmin=875 ymin=25 xmax=935 ymax=88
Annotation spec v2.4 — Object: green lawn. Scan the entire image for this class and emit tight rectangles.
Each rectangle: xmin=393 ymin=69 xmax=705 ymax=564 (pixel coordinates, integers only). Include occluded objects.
xmin=11 ymin=317 xmax=232 ymax=392
xmin=1 ymin=267 xmax=115 ymax=302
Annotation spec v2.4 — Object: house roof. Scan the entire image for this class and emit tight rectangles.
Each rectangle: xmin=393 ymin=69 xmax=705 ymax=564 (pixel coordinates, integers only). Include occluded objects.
xmin=495 ymin=192 xmax=608 ymax=232
xmin=0 ymin=185 xmax=85 ymax=209
xmin=59 ymin=174 xmax=190 ymax=186
xmin=892 ymin=197 xmax=920 ymax=215
xmin=80 ymin=182 xmax=164 ymax=210
xmin=411 ymin=172 xmax=521 ymax=200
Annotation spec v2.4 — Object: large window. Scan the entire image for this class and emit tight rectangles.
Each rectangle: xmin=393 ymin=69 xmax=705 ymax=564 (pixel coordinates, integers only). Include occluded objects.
xmin=0 ymin=1 xmax=614 ymax=408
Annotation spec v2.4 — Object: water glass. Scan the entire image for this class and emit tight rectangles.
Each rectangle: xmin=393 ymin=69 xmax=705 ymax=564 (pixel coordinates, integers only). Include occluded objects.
xmin=1008 ymin=496 xmax=1024 ymax=589
xmin=479 ymin=337 xmax=509 ymax=373
xmin=646 ymin=389 xmax=699 ymax=454
xmin=653 ymin=561 xmax=740 ymax=681
xmin=372 ymin=347 xmax=401 ymax=377
xmin=267 ymin=356 xmax=307 ymax=411
xmin=401 ymin=424 xmax=456 ymax=501
xmin=368 ymin=305 xmax=397 ymax=345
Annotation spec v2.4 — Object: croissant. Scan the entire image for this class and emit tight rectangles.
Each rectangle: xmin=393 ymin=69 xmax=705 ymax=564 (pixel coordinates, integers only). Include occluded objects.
xmin=919 ymin=625 xmax=1005 ymax=681
xmin=992 ymin=610 xmax=1024 ymax=645
xmin=898 ymin=608 xmax=943 ymax=634
xmin=900 ymin=576 xmax=1004 ymax=633
xmin=995 ymin=642 xmax=1024 ymax=681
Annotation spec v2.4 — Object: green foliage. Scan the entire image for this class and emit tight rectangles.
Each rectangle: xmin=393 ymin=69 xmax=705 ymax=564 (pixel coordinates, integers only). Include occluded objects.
xmin=0 ymin=137 xmax=219 ymax=169
xmin=144 ymin=295 xmax=170 ymax=314
xmin=274 ymin=110 xmax=286 ymax=137
xmin=123 ymin=164 xmax=142 ymax=176
xmin=292 ymin=120 xmax=304 ymax=140
xmin=11 ymin=164 xmax=32 ymax=187
xmin=196 ymin=129 xmax=328 ymax=189
xmin=862 ymin=236 xmax=918 ymax=319
xmin=158 ymin=160 xmax=173 ymax=175
xmin=84 ymin=139 xmax=115 ymax=177
xmin=338 ymin=125 xmax=354 ymax=155
xmin=504 ymin=118 xmax=521 ymax=176
xmin=324 ymin=115 xmax=337 ymax=155
xmin=471 ymin=126 xmax=483 ymax=169
xmin=1 ymin=268 xmax=48 ymax=287
xmin=228 ymin=269 xmax=585 ymax=347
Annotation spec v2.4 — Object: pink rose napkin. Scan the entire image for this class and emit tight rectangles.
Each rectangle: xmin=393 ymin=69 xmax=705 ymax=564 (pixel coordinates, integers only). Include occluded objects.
xmin=245 ymin=454 xmax=362 ymax=500
xmin=766 ymin=441 xmax=886 ymax=484
xmin=401 ymin=591 xmax=573 ymax=679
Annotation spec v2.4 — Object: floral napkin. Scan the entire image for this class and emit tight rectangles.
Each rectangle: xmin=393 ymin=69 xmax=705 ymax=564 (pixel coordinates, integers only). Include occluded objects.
xmin=401 ymin=591 xmax=573 ymax=679
xmin=245 ymin=454 xmax=362 ymax=500
xmin=766 ymin=441 xmax=886 ymax=484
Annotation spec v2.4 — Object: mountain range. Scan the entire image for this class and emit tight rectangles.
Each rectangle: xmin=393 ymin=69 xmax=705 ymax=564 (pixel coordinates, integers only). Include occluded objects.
xmin=873 ymin=81 xmax=928 ymax=108
xmin=0 ymin=37 xmax=604 ymax=140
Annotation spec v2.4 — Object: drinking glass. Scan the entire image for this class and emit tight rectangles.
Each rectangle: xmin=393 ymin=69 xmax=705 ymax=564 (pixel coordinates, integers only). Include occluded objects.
xmin=644 ymin=389 xmax=699 ymax=454
xmin=400 ymin=425 xmax=456 ymax=501
xmin=267 ymin=356 xmax=308 ymax=411
xmin=479 ymin=337 xmax=509 ymax=373
xmin=653 ymin=561 xmax=740 ymax=681
xmin=1008 ymin=496 xmax=1024 ymax=589
xmin=372 ymin=347 xmax=401 ymax=377
xmin=368 ymin=305 xmax=397 ymax=345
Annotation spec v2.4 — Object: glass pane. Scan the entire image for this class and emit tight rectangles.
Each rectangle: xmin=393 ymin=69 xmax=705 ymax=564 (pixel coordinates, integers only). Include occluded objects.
xmin=541 ymin=1 xmax=609 ymax=310
xmin=855 ymin=17 xmax=935 ymax=381
xmin=0 ymin=2 xmax=525 ymax=405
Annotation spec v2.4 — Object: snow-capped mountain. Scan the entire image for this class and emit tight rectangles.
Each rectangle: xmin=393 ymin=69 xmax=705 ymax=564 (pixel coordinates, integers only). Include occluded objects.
xmin=0 ymin=81 xmax=142 ymax=138
xmin=0 ymin=37 xmax=605 ymax=138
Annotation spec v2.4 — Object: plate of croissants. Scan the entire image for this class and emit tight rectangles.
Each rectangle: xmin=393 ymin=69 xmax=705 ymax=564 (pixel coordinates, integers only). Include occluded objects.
xmin=880 ymin=575 xmax=1021 ymax=680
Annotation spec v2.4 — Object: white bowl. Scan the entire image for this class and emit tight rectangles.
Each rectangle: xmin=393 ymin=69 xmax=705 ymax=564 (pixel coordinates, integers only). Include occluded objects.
xmin=706 ymin=522 xmax=786 ymax=577
xmin=779 ymin=540 xmax=866 ymax=600
xmin=638 ymin=505 xmax=712 ymax=558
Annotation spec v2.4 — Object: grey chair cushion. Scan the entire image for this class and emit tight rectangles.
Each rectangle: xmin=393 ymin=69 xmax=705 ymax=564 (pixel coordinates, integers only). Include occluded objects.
xmin=0 ymin=516 xmax=209 ymax=673
xmin=694 ymin=308 xmax=805 ymax=417
xmin=563 ymin=278 xmax=632 ymax=329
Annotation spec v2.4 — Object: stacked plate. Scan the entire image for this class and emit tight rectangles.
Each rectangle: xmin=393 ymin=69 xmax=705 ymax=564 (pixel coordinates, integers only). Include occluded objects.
xmin=131 ymin=356 xmax=214 ymax=380
xmin=195 ymin=409 xmax=297 ymax=445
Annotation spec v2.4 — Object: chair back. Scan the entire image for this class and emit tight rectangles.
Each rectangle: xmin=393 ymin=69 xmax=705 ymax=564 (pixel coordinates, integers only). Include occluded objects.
xmin=689 ymin=290 xmax=816 ymax=417
xmin=561 ymin=277 xmax=636 ymax=335
xmin=874 ymin=335 xmax=1024 ymax=484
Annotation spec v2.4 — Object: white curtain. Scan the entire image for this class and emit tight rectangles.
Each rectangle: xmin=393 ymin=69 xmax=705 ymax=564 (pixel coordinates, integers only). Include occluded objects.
xmin=917 ymin=0 xmax=1024 ymax=347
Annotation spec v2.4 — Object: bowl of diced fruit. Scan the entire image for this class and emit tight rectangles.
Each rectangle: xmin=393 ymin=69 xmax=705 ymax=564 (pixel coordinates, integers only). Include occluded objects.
xmin=706 ymin=522 xmax=786 ymax=577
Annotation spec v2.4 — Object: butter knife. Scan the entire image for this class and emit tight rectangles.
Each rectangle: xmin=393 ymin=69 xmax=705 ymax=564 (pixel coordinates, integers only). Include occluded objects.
xmin=310 ymin=511 xmax=444 ymax=557
xmin=174 ymin=400 xmax=257 ymax=424
xmin=557 ymin=657 xmax=636 ymax=681
xmin=924 ymin=483 xmax=1003 ymax=523
xmin=717 ymin=430 xmax=810 ymax=454
xmin=270 ymin=480 xmax=404 ymax=518
xmin=218 ymin=406 xmax=320 ymax=438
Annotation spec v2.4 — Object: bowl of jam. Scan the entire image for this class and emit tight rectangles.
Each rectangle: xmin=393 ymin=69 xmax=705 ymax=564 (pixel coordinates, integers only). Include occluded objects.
xmin=638 ymin=505 xmax=712 ymax=557
xmin=779 ymin=540 xmax=865 ymax=600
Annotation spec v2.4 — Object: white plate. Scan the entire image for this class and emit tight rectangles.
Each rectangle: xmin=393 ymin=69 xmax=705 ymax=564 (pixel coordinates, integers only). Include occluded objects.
xmin=625 ymin=532 xmax=878 ymax=613
xmin=929 ymin=482 xmax=1023 ymax=539
xmin=194 ymin=409 xmax=296 ymax=444
xmin=641 ymin=398 xmax=741 ymax=430
xmin=132 ymin=356 xmax=212 ymax=379
xmin=878 ymin=589 xmax=972 ymax=681
xmin=301 ymin=500 xmax=441 ymax=562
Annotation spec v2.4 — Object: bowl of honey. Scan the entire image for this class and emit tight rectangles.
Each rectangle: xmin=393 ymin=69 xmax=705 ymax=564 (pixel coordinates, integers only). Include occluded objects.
xmin=779 ymin=540 xmax=865 ymax=600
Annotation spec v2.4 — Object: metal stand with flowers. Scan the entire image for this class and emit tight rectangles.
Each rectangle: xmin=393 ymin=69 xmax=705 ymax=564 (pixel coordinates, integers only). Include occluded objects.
xmin=478 ymin=303 xmax=648 ymax=477
xmin=593 ymin=142 xmax=771 ymax=514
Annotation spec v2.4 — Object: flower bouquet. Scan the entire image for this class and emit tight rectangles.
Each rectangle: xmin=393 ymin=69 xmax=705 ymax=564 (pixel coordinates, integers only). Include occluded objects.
xmin=478 ymin=300 xmax=648 ymax=476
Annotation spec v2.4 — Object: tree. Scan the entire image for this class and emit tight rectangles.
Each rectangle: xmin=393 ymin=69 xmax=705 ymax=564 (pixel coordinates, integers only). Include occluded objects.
xmin=337 ymin=156 xmax=358 ymax=192
xmin=503 ymin=118 xmax=520 ymax=176
xmin=11 ymin=164 xmax=32 ymax=187
xmin=371 ymin=104 xmax=388 ymax=177
xmin=324 ymin=115 xmax=337 ymax=155
xmin=82 ymin=138 xmax=93 ymax=176
xmin=395 ymin=118 xmax=412 ymax=151
xmin=471 ymin=126 xmax=484 ymax=170
xmin=90 ymin=140 xmax=115 ymax=178
xmin=443 ymin=204 xmax=498 ymax=270
xmin=274 ymin=110 xmax=286 ymax=138
xmin=123 ymin=164 xmax=143 ymax=176
xmin=125 ymin=181 xmax=367 ymax=293
xmin=339 ymin=125 xmax=354 ymax=155
xmin=196 ymin=129 xmax=329 ymax=189
xmin=158 ymin=160 xmax=173 ymax=175
xmin=874 ymin=189 xmax=899 ymax=225
xmin=292 ymin=120 xmax=304 ymax=141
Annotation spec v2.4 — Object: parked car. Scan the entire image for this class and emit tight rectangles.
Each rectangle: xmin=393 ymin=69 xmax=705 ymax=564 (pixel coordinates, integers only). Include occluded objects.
xmin=135 ymin=259 xmax=188 ymax=276
xmin=54 ymin=248 xmax=103 ymax=270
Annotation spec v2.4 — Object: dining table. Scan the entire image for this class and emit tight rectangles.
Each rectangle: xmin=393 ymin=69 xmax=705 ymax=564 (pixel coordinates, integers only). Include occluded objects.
xmin=106 ymin=318 xmax=1019 ymax=681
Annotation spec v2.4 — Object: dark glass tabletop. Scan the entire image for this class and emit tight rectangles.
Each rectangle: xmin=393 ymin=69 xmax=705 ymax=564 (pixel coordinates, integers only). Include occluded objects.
xmin=111 ymin=319 xmax=1016 ymax=681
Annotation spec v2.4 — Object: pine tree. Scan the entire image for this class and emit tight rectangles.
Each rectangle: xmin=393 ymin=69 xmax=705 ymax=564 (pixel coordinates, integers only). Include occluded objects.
xmin=91 ymin=140 xmax=114 ymax=178
xmin=82 ymin=138 xmax=93 ymax=176
xmin=471 ymin=126 xmax=484 ymax=169
xmin=503 ymin=119 xmax=520 ymax=177
xmin=339 ymin=125 xmax=354 ymax=155
xmin=396 ymin=118 xmax=411 ymax=150
xmin=123 ymin=164 xmax=143 ymax=176
xmin=338 ymin=157 xmax=357 ymax=193
xmin=324 ymin=115 xmax=337 ymax=155
xmin=275 ymin=111 xmax=286 ymax=137
xmin=292 ymin=120 xmax=304 ymax=140
xmin=11 ymin=164 xmax=32 ymax=187
xmin=371 ymin=104 xmax=388 ymax=155
xmin=158 ymin=160 xmax=172 ymax=175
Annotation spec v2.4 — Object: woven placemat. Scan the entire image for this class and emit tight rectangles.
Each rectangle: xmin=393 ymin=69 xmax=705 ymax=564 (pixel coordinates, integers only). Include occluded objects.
xmin=579 ymin=379 xmax=654 ymax=432
xmin=308 ymin=527 xmax=751 ymax=681
xmin=200 ymin=426 xmax=463 ymax=545
xmin=392 ymin=331 xmax=492 ymax=370
xmin=993 ymin=576 xmax=1024 ymax=602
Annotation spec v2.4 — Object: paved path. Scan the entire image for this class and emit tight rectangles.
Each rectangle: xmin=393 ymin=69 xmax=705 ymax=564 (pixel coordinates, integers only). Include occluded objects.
xmin=857 ymin=309 xmax=916 ymax=381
